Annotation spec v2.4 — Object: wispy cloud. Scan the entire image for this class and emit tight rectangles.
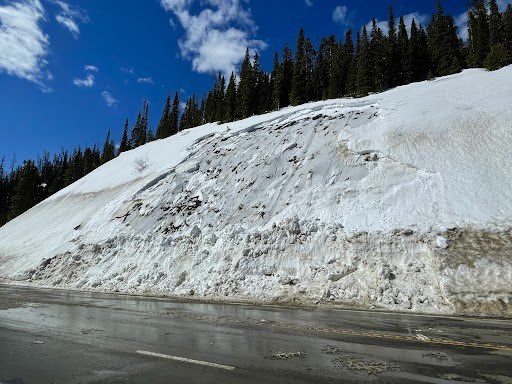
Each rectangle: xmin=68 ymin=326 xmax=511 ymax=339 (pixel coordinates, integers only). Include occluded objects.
xmin=73 ymin=64 xmax=97 ymax=87
xmin=455 ymin=12 xmax=468 ymax=41
xmin=101 ymin=91 xmax=118 ymax=107
xmin=160 ymin=0 xmax=267 ymax=75
xmin=51 ymin=0 xmax=88 ymax=38
xmin=0 ymin=0 xmax=51 ymax=90
xmin=137 ymin=77 xmax=154 ymax=84
xmin=121 ymin=67 xmax=135 ymax=75
xmin=332 ymin=6 xmax=348 ymax=25
xmin=305 ymin=0 xmax=313 ymax=6
xmin=73 ymin=73 xmax=94 ymax=87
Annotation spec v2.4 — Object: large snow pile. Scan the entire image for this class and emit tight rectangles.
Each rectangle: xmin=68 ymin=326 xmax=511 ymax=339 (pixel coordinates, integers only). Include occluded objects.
xmin=1 ymin=67 xmax=512 ymax=316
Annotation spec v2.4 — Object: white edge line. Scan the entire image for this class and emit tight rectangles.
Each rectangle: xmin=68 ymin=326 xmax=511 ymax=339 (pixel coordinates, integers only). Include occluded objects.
xmin=136 ymin=350 xmax=235 ymax=371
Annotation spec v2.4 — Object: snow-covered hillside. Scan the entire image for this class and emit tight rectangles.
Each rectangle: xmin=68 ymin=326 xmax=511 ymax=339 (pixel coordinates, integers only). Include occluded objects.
xmin=1 ymin=67 xmax=511 ymax=316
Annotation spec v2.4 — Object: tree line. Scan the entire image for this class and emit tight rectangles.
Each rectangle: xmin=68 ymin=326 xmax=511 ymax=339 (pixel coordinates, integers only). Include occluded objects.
xmin=1 ymin=0 xmax=511 ymax=226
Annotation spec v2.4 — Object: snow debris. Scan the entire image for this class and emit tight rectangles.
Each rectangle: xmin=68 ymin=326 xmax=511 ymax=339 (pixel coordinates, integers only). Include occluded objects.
xmin=1 ymin=67 xmax=512 ymax=316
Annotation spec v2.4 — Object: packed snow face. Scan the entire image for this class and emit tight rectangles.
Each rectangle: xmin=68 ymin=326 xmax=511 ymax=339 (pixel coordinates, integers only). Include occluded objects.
xmin=1 ymin=67 xmax=512 ymax=316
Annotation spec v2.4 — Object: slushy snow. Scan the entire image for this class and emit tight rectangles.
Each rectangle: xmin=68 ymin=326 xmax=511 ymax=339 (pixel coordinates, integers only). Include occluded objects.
xmin=1 ymin=67 xmax=511 ymax=316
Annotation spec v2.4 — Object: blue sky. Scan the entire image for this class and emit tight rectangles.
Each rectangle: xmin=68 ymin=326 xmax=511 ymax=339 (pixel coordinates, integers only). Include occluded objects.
xmin=0 ymin=0 xmax=510 ymax=164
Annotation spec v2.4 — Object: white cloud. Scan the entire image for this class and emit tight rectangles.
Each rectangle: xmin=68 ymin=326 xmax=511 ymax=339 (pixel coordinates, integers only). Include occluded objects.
xmin=160 ymin=0 xmax=267 ymax=75
xmin=332 ymin=6 xmax=348 ymax=25
xmin=0 ymin=0 xmax=50 ymax=90
xmin=305 ymin=0 xmax=313 ymax=6
xmin=101 ymin=91 xmax=118 ymax=107
xmin=137 ymin=77 xmax=154 ymax=84
xmin=51 ymin=0 xmax=88 ymax=38
xmin=121 ymin=67 xmax=135 ymax=75
xmin=498 ymin=0 xmax=512 ymax=11
xmin=84 ymin=64 xmax=98 ymax=72
xmin=73 ymin=73 xmax=94 ymax=87
xmin=455 ymin=12 xmax=468 ymax=41
xmin=366 ymin=12 xmax=429 ymax=35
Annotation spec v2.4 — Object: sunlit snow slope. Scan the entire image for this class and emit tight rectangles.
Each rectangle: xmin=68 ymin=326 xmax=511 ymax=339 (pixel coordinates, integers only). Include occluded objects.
xmin=1 ymin=67 xmax=511 ymax=316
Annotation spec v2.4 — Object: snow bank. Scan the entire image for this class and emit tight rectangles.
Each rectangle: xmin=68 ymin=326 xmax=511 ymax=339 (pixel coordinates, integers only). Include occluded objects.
xmin=1 ymin=67 xmax=512 ymax=316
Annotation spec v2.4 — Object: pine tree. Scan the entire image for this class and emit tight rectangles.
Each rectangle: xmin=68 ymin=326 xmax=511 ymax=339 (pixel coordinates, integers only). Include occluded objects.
xmin=328 ymin=39 xmax=343 ymax=99
xmin=344 ymin=30 xmax=357 ymax=96
xmin=369 ymin=20 xmax=386 ymax=92
xmin=252 ymin=53 xmax=262 ymax=114
xmin=397 ymin=15 xmax=411 ymax=85
xmin=356 ymin=27 xmax=371 ymax=96
xmin=410 ymin=20 xmax=430 ymax=82
xmin=156 ymin=93 xmax=172 ymax=139
xmin=130 ymin=100 xmax=149 ymax=148
xmin=225 ymin=72 xmax=237 ymax=121
xmin=291 ymin=28 xmax=307 ymax=106
xmin=119 ymin=119 xmax=131 ymax=154
xmin=9 ymin=160 xmax=40 ymax=219
xmin=468 ymin=0 xmax=490 ymax=67
xmin=489 ymin=0 xmax=504 ymax=45
xmin=271 ymin=53 xmax=281 ymax=109
xmin=130 ymin=112 xmax=143 ymax=148
xmin=142 ymin=99 xmax=149 ymax=143
xmin=485 ymin=43 xmax=509 ymax=70
xmin=236 ymin=48 xmax=254 ymax=119
xmin=215 ymin=74 xmax=226 ymax=122
xmin=280 ymin=44 xmax=294 ymax=108
xmin=316 ymin=37 xmax=334 ymax=99
xmin=428 ymin=1 xmax=463 ymax=76
xmin=504 ymin=5 xmax=512 ymax=62
xmin=101 ymin=130 xmax=115 ymax=164
xmin=386 ymin=5 xmax=398 ymax=88
xmin=170 ymin=92 xmax=180 ymax=134
xmin=305 ymin=37 xmax=316 ymax=101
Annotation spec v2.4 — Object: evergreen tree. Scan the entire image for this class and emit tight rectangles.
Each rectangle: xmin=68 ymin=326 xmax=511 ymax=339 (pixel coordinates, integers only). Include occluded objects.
xmin=489 ymin=0 xmax=504 ymax=45
xmin=386 ymin=5 xmax=398 ymax=88
xmin=428 ymin=1 xmax=463 ymax=76
xmin=130 ymin=112 xmax=143 ymax=148
xmin=271 ymin=53 xmax=281 ymax=109
xmin=356 ymin=27 xmax=371 ymax=96
xmin=170 ymin=92 xmax=180 ymax=135
xmin=101 ymin=130 xmax=115 ymax=164
xmin=156 ymin=93 xmax=172 ymax=139
xmin=179 ymin=95 xmax=201 ymax=130
xmin=328 ymin=38 xmax=343 ymax=99
xmin=280 ymin=44 xmax=294 ymax=108
xmin=9 ymin=160 xmax=40 ymax=219
xmin=397 ymin=15 xmax=412 ymax=85
xmin=305 ymin=37 xmax=316 ymax=101
xmin=225 ymin=72 xmax=237 ymax=121
xmin=410 ymin=20 xmax=430 ymax=82
xmin=468 ymin=0 xmax=490 ymax=67
xmin=369 ymin=20 xmax=386 ymax=92
xmin=130 ymin=100 xmax=149 ymax=148
xmin=290 ymin=28 xmax=307 ymax=106
xmin=236 ymin=48 xmax=254 ymax=118
xmin=215 ymin=74 xmax=226 ymax=122
xmin=119 ymin=119 xmax=131 ymax=154
xmin=344 ymin=30 xmax=357 ymax=96
xmin=252 ymin=54 xmax=262 ymax=114
xmin=316 ymin=37 xmax=334 ymax=99
xmin=485 ymin=43 xmax=509 ymax=70
xmin=504 ymin=5 xmax=512 ymax=62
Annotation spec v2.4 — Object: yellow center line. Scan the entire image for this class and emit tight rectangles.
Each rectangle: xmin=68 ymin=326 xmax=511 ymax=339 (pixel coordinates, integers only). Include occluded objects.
xmin=257 ymin=321 xmax=512 ymax=351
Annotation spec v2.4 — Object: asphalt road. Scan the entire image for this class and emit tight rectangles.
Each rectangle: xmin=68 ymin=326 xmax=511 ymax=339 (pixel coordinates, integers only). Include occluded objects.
xmin=1 ymin=284 xmax=511 ymax=384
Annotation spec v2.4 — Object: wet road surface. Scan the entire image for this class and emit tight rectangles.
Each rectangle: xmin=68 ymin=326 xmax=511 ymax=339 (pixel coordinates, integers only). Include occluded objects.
xmin=0 ymin=284 xmax=511 ymax=383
